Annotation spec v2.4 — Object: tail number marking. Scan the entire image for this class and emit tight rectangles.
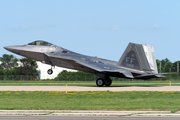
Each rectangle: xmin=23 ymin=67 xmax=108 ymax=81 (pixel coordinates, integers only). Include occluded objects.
xmin=126 ymin=57 xmax=135 ymax=68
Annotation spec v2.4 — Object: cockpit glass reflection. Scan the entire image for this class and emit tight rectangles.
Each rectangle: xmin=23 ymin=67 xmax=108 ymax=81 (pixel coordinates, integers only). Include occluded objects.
xmin=28 ymin=41 xmax=53 ymax=46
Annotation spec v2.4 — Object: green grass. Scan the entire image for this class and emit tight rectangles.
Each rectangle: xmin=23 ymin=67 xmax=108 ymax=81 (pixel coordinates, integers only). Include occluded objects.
xmin=0 ymin=80 xmax=180 ymax=86
xmin=0 ymin=91 xmax=180 ymax=110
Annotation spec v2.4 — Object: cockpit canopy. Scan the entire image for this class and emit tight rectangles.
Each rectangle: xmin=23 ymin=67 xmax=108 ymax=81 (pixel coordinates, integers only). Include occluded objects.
xmin=28 ymin=40 xmax=53 ymax=46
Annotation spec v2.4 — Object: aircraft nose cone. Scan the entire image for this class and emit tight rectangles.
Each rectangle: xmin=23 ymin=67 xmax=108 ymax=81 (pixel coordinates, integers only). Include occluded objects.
xmin=4 ymin=46 xmax=15 ymax=52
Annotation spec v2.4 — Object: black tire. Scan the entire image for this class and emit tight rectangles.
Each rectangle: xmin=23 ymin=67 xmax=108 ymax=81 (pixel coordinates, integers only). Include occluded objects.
xmin=96 ymin=78 xmax=104 ymax=87
xmin=104 ymin=79 xmax=112 ymax=86
xmin=47 ymin=69 xmax=53 ymax=75
xmin=104 ymin=76 xmax=112 ymax=86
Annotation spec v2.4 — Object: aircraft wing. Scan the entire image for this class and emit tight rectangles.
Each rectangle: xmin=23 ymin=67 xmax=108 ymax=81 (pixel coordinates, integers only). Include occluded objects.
xmin=45 ymin=53 xmax=134 ymax=79
xmin=75 ymin=60 xmax=134 ymax=79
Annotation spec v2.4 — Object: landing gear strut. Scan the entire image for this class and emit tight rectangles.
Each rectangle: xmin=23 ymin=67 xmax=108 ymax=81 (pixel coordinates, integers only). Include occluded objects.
xmin=96 ymin=76 xmax=112 ymax=87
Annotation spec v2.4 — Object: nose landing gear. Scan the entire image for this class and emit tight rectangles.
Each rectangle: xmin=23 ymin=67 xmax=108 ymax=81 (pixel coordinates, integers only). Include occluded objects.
xmin=47 ymin=66 xmax=55 ymax=75
xmin=47 ymin=69 xmax=53 ymax=75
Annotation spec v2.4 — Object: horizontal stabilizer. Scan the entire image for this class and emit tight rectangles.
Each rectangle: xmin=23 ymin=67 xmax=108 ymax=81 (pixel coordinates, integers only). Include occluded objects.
xmin=134 ymin=73 xmax=166 ymax=79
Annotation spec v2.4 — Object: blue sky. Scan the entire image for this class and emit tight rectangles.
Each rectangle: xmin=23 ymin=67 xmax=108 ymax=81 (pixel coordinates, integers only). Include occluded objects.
xmin=0 ymin=0 xmax=180 ymax=62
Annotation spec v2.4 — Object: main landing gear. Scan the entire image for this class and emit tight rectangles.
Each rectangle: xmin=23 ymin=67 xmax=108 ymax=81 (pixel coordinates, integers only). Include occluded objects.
xmin=96 ymin=76 xmax=112 ymax=87
xmin=47 ymin=66 xmax=55 ymax=75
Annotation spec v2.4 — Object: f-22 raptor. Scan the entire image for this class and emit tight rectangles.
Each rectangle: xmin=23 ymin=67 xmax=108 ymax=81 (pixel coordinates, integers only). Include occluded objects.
xmin=4 ymin=40 xmax=165 ymax=86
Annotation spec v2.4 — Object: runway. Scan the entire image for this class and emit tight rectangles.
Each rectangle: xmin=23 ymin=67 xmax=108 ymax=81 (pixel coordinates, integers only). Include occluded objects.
xmin=0 ymin=86 xmax=180 ymax=91
xmin=1 ymin=116 xmax=180 ymax=120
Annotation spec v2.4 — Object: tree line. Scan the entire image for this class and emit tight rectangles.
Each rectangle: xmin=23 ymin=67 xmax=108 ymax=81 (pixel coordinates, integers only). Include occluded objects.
xmin=156 ymin=58 xmax=180 ymax=73
xmin=0 ymin=54 xmax=38 ymax=78
xmin=54 ymin=70 xmax=96 ymax=81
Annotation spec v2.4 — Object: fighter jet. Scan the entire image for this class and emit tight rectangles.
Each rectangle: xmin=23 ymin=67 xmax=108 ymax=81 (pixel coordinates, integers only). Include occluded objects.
xmin=4 ymin=40 xmax=165 ymax=86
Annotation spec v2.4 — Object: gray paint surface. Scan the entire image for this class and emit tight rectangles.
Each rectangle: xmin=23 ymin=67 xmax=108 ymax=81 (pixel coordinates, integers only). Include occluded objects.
xmin=4 ymin=41 xmax=165 ymax=82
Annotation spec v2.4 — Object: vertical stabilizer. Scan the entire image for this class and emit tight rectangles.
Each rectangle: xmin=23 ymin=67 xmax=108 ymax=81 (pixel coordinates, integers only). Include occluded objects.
xmin=142 ymin=43 xmax=158 ymax=73
xmin=117 ymin=43 xmax=158 ymax=73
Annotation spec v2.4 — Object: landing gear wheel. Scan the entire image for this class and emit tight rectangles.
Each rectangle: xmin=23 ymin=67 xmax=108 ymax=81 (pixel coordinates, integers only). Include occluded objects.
xmin=96 ymin=78 xmax=104 ymax=87
xmin=47 ymin=69 xmax=53 ymax=75
xmin=104 ymin=79 xmax=112 ymax=86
